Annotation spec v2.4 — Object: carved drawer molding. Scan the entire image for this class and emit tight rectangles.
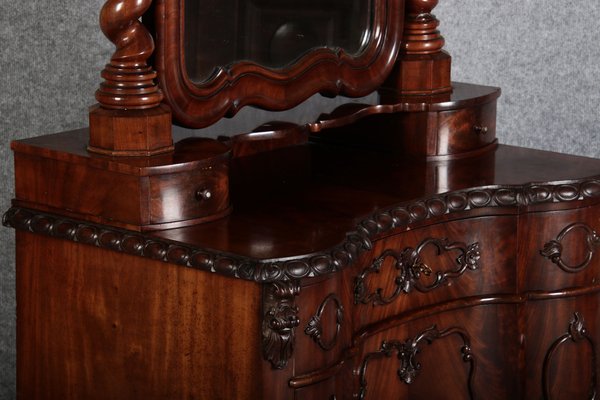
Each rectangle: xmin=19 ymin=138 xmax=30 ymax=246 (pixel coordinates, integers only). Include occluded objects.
xmin=304 ymin=294 xmax=344 ymax=351
xmin=354 ymin=237 xmax=481 ymax=306
xmin=542 ymin=313 xmax=597 ymax=400
xmin=541 ymin=223 xmax=600 ymax=273
xmin=357 ymin=325 xmax=475 ymax=400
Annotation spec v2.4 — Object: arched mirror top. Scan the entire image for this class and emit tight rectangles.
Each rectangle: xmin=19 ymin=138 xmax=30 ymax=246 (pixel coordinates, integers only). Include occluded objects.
xmin=153 ymin=0 xmax=405 ymax=128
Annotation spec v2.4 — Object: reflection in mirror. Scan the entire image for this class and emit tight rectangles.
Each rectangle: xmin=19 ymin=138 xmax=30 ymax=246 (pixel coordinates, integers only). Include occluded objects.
xmin=184 ymin=0 xmax=373 ymax=84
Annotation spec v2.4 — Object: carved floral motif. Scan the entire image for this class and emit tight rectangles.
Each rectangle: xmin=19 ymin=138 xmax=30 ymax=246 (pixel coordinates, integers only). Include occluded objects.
xmin=354 ymin=238 xmax=481 ymax=305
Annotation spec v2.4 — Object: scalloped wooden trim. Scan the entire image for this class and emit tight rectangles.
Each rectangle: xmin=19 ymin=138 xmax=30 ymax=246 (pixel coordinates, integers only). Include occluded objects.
xmin=4 ymin=179 xmax=600 ymax=283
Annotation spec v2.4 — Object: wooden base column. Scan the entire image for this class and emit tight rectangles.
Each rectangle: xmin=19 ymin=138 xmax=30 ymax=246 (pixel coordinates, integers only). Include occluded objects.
xmin=88 ymin=0 xmax=173 ymax=157
xmin=385 ymin=0 xmax=452 ymax=96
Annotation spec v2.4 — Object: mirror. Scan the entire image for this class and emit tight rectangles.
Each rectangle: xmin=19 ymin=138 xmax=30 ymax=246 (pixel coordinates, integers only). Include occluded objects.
xmin=184 ymin=0 xmax=373 ymax=83
xmin=154 ymin=0 xmax=403 ymax=128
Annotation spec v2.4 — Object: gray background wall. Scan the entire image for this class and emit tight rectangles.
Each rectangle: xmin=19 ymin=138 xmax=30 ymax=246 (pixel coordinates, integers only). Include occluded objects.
xmin=1 ymin=1 xmax=599 ymax=397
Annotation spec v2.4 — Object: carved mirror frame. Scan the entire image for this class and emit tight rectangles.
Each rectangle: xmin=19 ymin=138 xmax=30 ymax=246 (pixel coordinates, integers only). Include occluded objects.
xmin=153 ymin=0 xmax=404 ymax=128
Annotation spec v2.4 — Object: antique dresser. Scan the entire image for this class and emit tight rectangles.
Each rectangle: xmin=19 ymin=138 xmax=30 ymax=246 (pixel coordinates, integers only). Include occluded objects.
xmin=4 ymin=0 xmax=600 ymax=399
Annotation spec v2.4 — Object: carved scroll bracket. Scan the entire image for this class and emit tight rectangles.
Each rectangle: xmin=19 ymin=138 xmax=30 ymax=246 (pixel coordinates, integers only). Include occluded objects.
xmin=541 ymin=223 xmax=600 ymax=273
xmin=89 ymin=0 xmax=173 ymax=157
xmin=357 ymin=325 xmax=475 ymax=400
xmin=262 ymin=281 xmax=301 ymax=369
xmin=542 ymin=313 xmax=597 ymax=399
xmin=354 ymin=238 xmax=481 ymax=306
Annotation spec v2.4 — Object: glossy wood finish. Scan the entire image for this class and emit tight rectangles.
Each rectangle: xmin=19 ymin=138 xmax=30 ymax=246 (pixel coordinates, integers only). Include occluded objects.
xmin=355 ymin=305 xmax=519 ymax=399
xmin=153 ymin=0 xmax=405 ymax=128
xmin=313 ymin=82 xmax=500 ymax=158
xmin=16 ymin=231 xmax=264 ymax=400
xmin=352 ymin=216 xmax=517 ymax=329
xmin=523 ymin=295 xmax=600 ymax=399
xmin=12 ymin=133 xmax=231 ymax=231
xmin=520 ymin=206 xmax=600 ymax=292
xmin=7 ymin=130 xmax=600 ymax=398
xmin=9 ymin=1 xmax=600 ymax=398
xmin=89 ymin=0 xmax=173 ymax=156
xmin=384 ymin=0 xmax=452 ymax=95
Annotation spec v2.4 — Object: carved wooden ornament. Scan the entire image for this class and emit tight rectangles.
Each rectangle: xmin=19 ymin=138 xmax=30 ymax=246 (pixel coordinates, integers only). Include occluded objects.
xmin=262 ymin=281 xmax=301 ymax=369
xmin=354 ymin=237 xmax=481 ymax=306
xmin=357 ymin=325 xmax=475 ymax=400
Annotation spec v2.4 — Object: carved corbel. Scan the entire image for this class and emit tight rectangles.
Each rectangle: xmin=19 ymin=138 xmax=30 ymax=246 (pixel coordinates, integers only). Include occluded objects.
xmin=262 ymin=281 xmax=301 ymax=369
xmin=89 ymin=0 xmax=173 ymax=156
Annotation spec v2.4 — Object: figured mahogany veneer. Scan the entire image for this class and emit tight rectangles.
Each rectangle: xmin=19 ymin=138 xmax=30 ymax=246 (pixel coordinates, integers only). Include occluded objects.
xmin=313 ymin=82 xmax=500 ymax=158
xmin=8 ymin=0 xmax=600 ymax=398
xmin=6 ymin=131 xmax=600 ymax=398
xmin=11 ymin=133 xmax=231 ymax=231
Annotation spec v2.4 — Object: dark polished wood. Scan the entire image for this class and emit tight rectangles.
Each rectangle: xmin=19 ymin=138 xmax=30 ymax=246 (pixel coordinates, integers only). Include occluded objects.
xmin=7 ymin=0 xmax=600 ymax=399
xmin=12 ymin=132 xmax=231 ymax=231
xmin=88 ymin=0 xmax=173 ymax=157
xmin=384 ymin=0 xmax=452 ymax=95
xmin=6 ymin=132 xmax=600 ymax=398
xmin=16 ymin=231 xmax=265 ymax=400
xmin=313 ymin=82 xmax=500 ymax=158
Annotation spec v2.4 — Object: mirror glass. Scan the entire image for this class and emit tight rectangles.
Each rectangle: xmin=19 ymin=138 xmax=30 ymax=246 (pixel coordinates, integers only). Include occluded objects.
xmin=184 ymin=0 xmax=373 ymax=84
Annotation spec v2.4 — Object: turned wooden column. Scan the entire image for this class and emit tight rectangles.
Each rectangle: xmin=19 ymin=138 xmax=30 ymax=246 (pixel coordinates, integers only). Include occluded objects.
xmin=385 ymin=0 xmax=452 ymax=96
xmin=88 ymin=0 xmax=173 ymax=157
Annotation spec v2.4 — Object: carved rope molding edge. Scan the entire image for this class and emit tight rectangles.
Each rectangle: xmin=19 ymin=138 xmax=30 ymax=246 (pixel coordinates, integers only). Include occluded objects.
xmin=4 ymin=179 xmax=600 ymax=283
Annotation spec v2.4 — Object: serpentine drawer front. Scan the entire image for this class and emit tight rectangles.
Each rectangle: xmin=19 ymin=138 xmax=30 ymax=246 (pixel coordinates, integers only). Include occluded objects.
xmin=352 ymin=215 xmax=517 ymax=328
xmin=520 ymin=205 xmax=600 ymax=291
xmin=436 ymin=100 xmax=497 ymax=156
xmin=147 ymin=162 xmax=231 ymax=227
xmin=522 ymin=294 xmax=600 ymax=399
xmin=355 ymin=304 xmax=518 ymax=400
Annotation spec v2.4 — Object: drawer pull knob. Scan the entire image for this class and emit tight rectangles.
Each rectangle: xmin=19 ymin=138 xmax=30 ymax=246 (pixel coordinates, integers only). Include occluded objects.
xmin=195 ymin=188 xmax=212 ymax=201
xmin=354 ymin=238 xmax=481 ymax=306
xmin=473 ymin=125 xmax=488 ymax=135
xmin=541 ymin=223 xmax=600 ymax=272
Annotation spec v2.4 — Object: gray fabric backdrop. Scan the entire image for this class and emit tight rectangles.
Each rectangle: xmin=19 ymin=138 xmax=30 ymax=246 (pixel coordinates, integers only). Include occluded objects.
xmin=1 ymin=1 xmax=599 ymax=397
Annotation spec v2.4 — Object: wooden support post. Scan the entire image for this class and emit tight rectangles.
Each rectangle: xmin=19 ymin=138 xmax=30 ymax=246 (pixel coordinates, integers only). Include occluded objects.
xmin=385 ymin=0 xmax=452 ymax=96
xmin=88 ymin=0 xmax=173 ymax=157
